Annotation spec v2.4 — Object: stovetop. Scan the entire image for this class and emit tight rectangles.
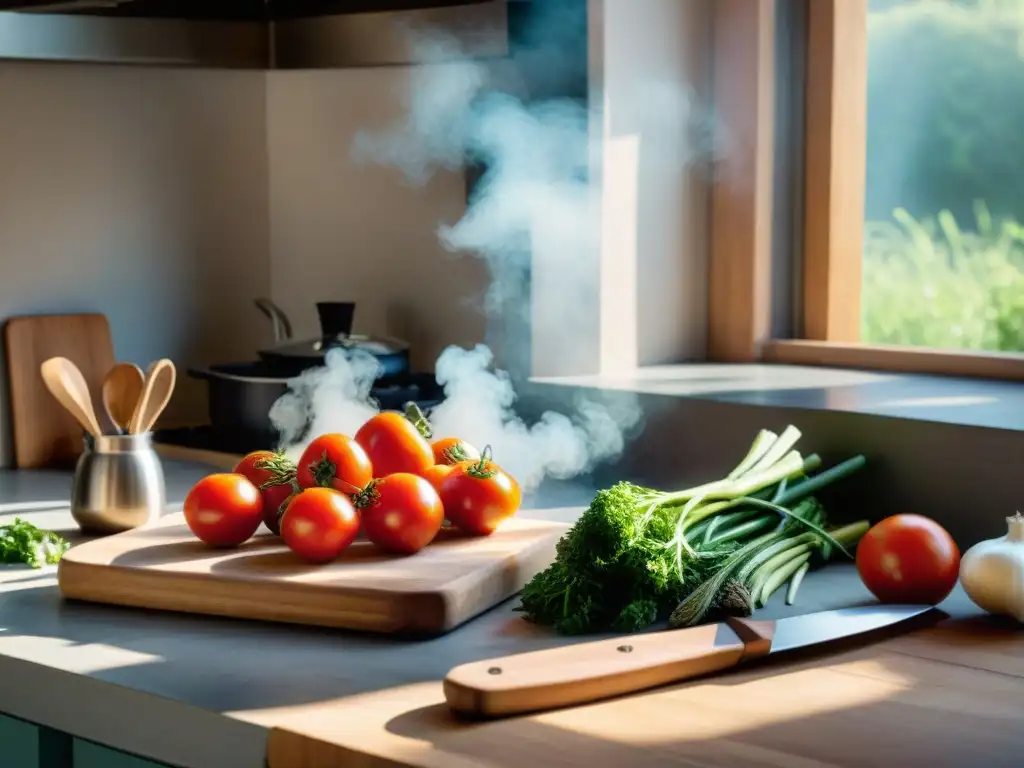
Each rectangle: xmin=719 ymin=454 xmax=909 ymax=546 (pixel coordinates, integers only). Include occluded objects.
xmin=158 ymin=372 xmax=444 ymax=456
xmin=155 ymin=426 xmax=279 ymax=456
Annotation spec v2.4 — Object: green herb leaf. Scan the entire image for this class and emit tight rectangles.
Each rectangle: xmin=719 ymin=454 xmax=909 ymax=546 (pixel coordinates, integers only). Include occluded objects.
xmin=0 ymin=518 xmax=70 ymax=568
xmin=518 ymin=427 xmax=869 ymax=635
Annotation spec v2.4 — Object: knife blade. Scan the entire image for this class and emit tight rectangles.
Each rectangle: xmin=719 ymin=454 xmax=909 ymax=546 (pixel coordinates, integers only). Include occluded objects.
xmin=444 ymin=603 xmax=945 ymax=718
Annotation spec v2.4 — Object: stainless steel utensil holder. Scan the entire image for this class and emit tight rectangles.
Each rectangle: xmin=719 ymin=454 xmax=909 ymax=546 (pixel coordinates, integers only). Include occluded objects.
xmin=71 ymin=432 xmax=166 ymax=535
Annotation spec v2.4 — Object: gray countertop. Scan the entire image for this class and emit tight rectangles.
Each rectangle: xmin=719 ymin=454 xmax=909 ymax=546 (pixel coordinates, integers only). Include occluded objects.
xmin=0 ymin=460 xmax=963 ymax=768
xmin=0 ymin=461 xmax=604 ymax=767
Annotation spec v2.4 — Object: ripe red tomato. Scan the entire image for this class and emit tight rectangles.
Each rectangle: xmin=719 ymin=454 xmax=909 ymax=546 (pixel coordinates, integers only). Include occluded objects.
xmin=296 ymin=433 xmax=373 ymax=493
xmin=355 ymin=411 xmax=435 ymax=478
xmin=233 ymin=450 xmax=298 ymax=535
xmin=279 ymin=487 xmax=360 ymax=564
xmin=856 ymin=514 xmax=961 ymax=605
xmin=356 ymin=473 xmax=444 ymax=555
xmin=184 ymin=474 xmax=264 ymax=547
xmin=439 ymin=451 xmax=521 ymax=536
xmin=421 ymin=463 xmax=457 ymax=495
xmin=431 ymin=437 xmax=481 ymax=466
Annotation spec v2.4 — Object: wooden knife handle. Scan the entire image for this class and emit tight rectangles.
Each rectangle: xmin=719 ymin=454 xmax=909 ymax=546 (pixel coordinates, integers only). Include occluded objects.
xmin=444 ymin=618 xmax=776 ymax=718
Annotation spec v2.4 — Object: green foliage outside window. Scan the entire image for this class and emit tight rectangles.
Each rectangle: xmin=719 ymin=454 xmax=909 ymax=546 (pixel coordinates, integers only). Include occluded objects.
xmin=862 ymin=0 xmax=1024 ymax=350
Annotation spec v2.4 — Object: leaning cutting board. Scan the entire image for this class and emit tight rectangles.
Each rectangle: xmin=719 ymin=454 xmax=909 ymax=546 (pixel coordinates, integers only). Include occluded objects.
xmin=4 ymin=313 xmax=116 ymax=469
xmin=58 ymin=512 xmax=571 ymax=635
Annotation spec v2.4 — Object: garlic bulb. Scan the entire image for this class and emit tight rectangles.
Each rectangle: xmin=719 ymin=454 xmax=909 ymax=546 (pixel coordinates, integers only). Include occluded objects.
xmin=959 ymin=512 xmax=1024 ymax=622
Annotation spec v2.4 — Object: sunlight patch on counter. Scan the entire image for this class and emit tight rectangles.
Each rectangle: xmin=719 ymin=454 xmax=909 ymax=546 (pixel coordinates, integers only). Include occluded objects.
xmin=237 ymin=662 xmax=917 ymax=768
xmin=0 ymin=635 xmax=161 ymax=675
xmin=531 ymin=658 xmax=915 ymax=744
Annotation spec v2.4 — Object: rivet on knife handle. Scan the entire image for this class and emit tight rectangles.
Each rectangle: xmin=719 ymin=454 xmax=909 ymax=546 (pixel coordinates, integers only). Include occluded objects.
xmin=443 ymin=618 xmax=776 ymax=719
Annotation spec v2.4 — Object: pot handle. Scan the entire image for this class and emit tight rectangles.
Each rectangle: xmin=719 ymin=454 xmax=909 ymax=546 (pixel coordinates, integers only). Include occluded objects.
xmin=186 ymin=367 xmax=215 ymax=382
xmin=254 ymin=298 xmax=293 ymax=342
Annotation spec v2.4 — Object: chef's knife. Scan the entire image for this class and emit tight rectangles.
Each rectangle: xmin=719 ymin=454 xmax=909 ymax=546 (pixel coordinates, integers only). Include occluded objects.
xmin=444 ymin=604 xmax=944 ymax=718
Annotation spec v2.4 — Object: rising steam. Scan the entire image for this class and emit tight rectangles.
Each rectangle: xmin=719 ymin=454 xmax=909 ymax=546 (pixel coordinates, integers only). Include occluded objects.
xmin=428 ymin=345 xmax=639 ymax=492
xmin=270 ymin=349 xmax=382 ymax=461
xmin=270 ymin=15 xmax=658 ymax=490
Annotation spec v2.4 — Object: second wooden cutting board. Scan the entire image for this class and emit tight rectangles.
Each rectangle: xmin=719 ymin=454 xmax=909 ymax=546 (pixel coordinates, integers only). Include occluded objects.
xmin=57 ymin=511 xmax=573 ymax=635
xmin=4 ymin=313 xmax=116 ymax=468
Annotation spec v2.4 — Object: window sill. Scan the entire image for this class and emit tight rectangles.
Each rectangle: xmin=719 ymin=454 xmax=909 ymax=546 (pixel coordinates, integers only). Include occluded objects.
xmin=763 ymin=340 xmax=1024 ymax=384
xmin=530 ymin=361 xmax=1024 ymax=433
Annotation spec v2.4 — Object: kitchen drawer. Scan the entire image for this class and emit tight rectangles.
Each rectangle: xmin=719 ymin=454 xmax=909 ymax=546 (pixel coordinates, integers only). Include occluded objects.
xmin=73 ymin=739 xmax=171 ymax=768
xmin=0 ymin=713 xmax=38 ymax=768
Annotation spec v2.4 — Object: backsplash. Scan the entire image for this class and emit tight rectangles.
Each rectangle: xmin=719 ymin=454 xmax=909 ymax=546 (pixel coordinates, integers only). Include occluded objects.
xmin=0 ymin=63 xmax=270 ymax=466
xmin=0 ymin=61 xmax=489 ymax=467
xmin=0 ymin=0 xmax=713 ymax=466
xmin=265 ymin=68 xmax=488 ymax=374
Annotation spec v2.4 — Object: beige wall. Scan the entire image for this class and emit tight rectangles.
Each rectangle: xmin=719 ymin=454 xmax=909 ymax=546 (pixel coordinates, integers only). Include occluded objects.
xmin=533 ymin=0 xmax=712 ymax=377
xmin=597 ymin=0 xmax=712 ymax=370
xmin=0 ymin=62 xmax=487 ymax=469
xmin=0 ymin=63 xmax=270 ymax=466
xmin=0 ymin=17 xmax=713 ymax=462
xmin=615 ymin=0 xmax=711 ymax=367
xmin=265 ymin=68 xmax=488 ymax=373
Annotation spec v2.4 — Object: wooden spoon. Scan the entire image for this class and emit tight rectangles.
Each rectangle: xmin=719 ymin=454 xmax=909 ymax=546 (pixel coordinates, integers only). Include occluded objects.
xmin=128 ymin=359 xmax=177 ymax=435
xmin=40 ymin=357 xmax=103 ymax=438
xmin=102 ymin=362 xmax=145 ymax=435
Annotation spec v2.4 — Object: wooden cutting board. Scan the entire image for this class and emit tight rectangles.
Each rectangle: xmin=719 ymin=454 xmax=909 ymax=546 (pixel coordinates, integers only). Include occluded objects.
xmin=4 ymin=313 xmax=115 ymax=469
xmin=57 ymin=512 xmax=571 ymax=635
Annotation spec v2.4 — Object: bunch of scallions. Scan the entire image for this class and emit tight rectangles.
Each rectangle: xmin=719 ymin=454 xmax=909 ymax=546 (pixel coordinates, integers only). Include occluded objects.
xmin=517 ymin=426 xmax=870 ymax=635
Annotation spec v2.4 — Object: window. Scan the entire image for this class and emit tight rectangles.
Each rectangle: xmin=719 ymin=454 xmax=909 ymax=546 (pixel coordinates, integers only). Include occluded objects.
xmin=709 ymin=0 xmax=1024 ymax=380
xmin=863 ymin=0 xmax=1024 ymax=353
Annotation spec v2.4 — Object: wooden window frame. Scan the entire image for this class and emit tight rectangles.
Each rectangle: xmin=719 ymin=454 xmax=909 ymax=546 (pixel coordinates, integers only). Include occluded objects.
xmin=709 ymin=0 xmax=1024 ymax=382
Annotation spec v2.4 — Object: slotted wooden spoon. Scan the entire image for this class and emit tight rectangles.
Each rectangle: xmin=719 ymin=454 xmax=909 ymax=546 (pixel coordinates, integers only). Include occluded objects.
xmin=102 ymin=362 xmax=145 ymax=435
xmin=40 ymin=357 xmax=103 ymax=438
xmin=128 ymin=359 xmax=177 ymax=435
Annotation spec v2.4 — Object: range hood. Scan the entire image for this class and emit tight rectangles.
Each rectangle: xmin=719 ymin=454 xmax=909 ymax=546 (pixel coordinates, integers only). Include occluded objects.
xmin=0 ymin=0 xmax=510 ymax=68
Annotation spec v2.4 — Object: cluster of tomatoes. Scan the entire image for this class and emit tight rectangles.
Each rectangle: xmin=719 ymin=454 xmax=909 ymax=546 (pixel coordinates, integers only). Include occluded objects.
xmin=182 ymin=405 xmax=522 ymax=564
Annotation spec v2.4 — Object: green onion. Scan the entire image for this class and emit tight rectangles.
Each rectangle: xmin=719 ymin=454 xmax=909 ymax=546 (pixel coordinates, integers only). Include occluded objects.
xmin=519 ymin=426 xmax=871 ymax=635
xmin=786 ymin=561 xmax=811 ymax=605
xmin=759 ymin=552 xmax=812 ymax=606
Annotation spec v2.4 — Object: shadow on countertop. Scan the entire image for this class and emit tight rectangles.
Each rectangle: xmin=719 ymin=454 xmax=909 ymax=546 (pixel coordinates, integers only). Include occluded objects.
xmin=1 ymin=557 xmax=900 ymax=717
xmin=379 ymin=613 xmax=1024 ymax=768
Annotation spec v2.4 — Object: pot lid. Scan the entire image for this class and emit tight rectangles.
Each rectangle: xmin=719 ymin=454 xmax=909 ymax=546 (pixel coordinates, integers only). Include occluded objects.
xmin=263 ymin=333 xmax=410 ymax=360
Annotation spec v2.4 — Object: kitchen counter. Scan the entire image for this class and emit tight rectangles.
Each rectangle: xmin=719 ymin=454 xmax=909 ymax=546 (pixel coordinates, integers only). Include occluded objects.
xmin=0 ymin=459 xmax=597 ymax=767
xmin=1 ymin=460 xmax=1022 ymax=768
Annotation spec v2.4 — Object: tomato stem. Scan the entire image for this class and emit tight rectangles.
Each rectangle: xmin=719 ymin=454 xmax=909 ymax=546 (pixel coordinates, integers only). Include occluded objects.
xmin=254 ymin=452 xmax=298 ymax=491
xmin=442 ymin=442 xmax=473 ymax=464
xmin=466 ymin=445 xmax=498 ymax=480
xmin=319 ymin=475 xmax=376 ymax=505
xmin=309 ymin=452 xmax=340 ymax=489
xmin=403 ymin=402 xmax=433 ymax=439
xmin=350 ymin=479 xmax=381 ymax=509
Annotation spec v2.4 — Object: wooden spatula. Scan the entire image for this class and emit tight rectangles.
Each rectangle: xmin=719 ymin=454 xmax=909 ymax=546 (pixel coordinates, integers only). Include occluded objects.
xmin=128 ymin=359 xmax=177 ymax=435
xmin=102 ymin=363 xmax=145 ymax=435
xmin=40 ymin=357 xmax=103 ymax=438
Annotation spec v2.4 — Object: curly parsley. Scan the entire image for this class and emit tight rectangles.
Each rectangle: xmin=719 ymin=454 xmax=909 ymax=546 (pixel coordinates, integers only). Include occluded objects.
xmin=0 ymin=518 xmax=70 ymax=568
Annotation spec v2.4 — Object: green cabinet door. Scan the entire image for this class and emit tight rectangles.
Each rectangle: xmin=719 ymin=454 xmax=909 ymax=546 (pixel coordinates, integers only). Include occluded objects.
xmin=0 ymin=713 xmax=39 ymax=768
xmin=0 ymin=716 xmax=174 ymax=768
xmin=73 ymin=740 xmax=170 ymax=768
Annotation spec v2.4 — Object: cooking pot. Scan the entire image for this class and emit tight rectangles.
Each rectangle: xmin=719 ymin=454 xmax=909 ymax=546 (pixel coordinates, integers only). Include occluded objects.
xmin=255 ymin=298 xmax=410 ymax=379
xmin=188 ymin=362 xmax=443 ymax=443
